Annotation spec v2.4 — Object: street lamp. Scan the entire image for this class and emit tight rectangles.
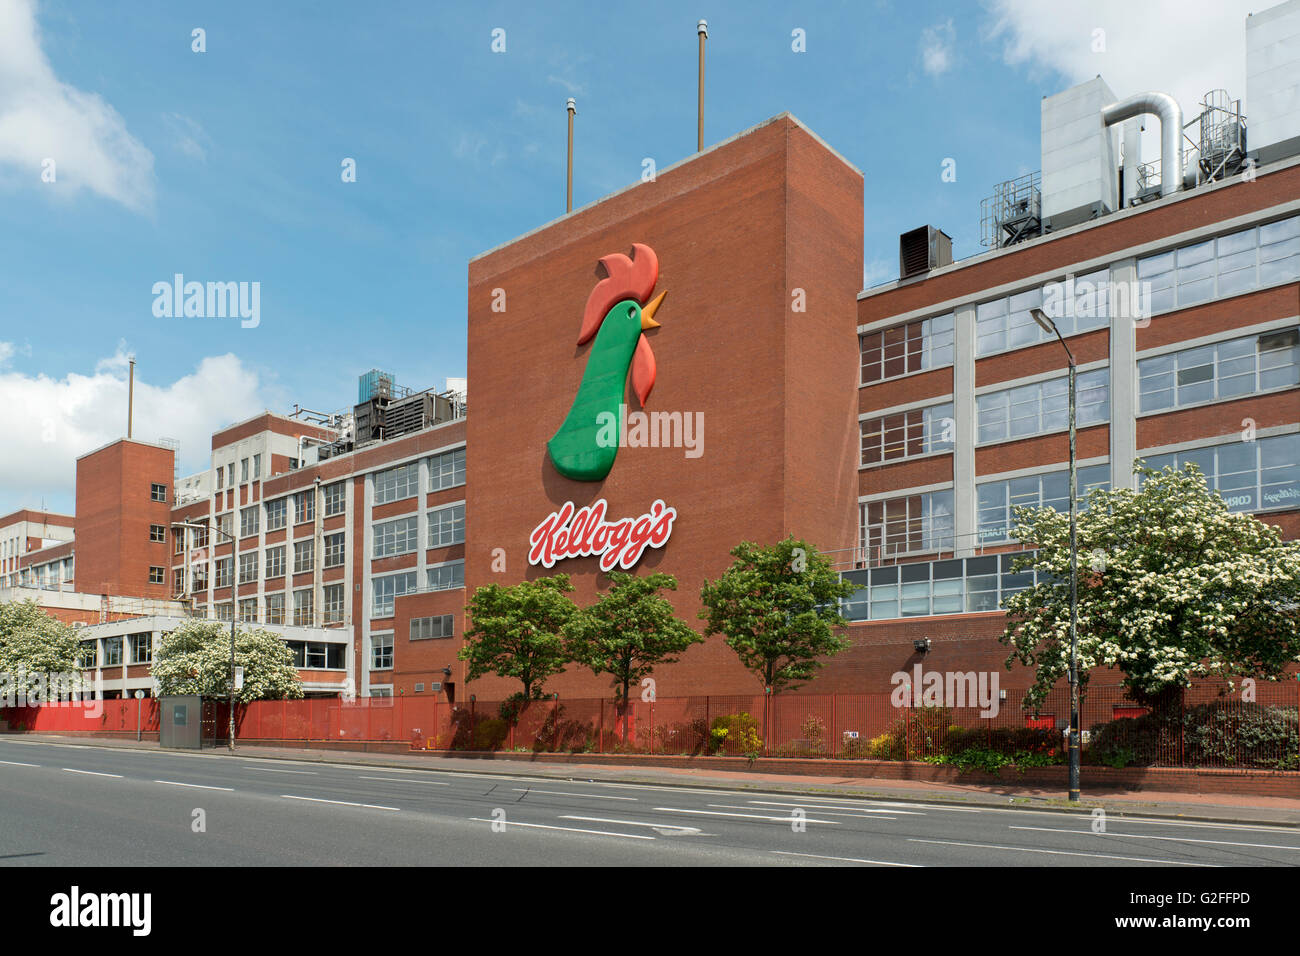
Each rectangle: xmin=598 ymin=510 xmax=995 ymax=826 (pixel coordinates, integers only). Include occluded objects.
xmin=1030 ymin=307 xmax=1080 ymax=803
xmin=177 ymin=520 xmax=238 ymax=752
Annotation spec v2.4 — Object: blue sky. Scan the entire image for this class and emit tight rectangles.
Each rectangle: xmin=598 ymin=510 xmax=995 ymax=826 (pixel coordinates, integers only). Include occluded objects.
xmin=0 ymin=0 xmax=1260 ymax=513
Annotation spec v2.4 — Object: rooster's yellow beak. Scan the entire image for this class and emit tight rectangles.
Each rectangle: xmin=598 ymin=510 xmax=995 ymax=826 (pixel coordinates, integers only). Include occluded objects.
xmin=640 ymin=290 xmax=666 ymax=330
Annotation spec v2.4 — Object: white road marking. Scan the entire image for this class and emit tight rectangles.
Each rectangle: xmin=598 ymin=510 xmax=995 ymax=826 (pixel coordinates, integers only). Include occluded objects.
xmin=358 ymin=776 xmax=450 ymax=785
xmin=560 ymin=815 xmax=702 ymax=834
xmin=468 ymin=817 xmax=653 ymax=840
xmin=154 ymin=780 xmax=234 ymax=792
xmin=592 ymin=782 xmax=748 ymax=797
xmin=512 ymin=788 xmax=638 ymax=801
xmin=62 ymin=768 xmax=122 ymax=778
xmin=652 ymin=807 xmax=841 ymax=824
xmin=909 ymin=838 xmax=1215 ymax=866
xmin=744 ymin=800 xmax=920 ymax=815
xmin=771 ymin=850 xmax=921 ymax=867
xmin=1009 ymin=825 xmax=1300 ymax=852
xmin=254 ymin=768 xmax=317 ymax=775
xmin=280 ymin=794 xmax=398 ymax=811
xmin=0 ymin=759 xmax=39 ymax=767
xmin=1088 ymin=817 xmax=1300 ymax=834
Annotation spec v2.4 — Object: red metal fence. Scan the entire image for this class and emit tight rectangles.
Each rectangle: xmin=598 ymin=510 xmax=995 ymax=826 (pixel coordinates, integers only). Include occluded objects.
xmin=4 ymin=681 xmax=1297 ymax=771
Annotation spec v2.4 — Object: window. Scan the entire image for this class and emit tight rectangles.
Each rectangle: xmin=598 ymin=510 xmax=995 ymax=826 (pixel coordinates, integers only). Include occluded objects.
xmin=428 ymin=503 xmax=465 ymax=547
xmin=215 ymin=557 xmax=232 ymax=589
xmin=977 ymin=463 xmax=1111 ymax=542
xmin=861 ymin=491 xmax=955 ymax=559
xmin=253 ymin=454 xmax=261 ymax=480
xmin=411 ymin=614 xmax=454 ymax=640
xmin=226 ymin=464 xmax=234 ymax=487
xmin=1138 ymin=216 xmax=1300 ymax=313
xmin=174 ymin=528 xmax=185 ymax=554
xmin=214 ymin=603 xmax=234 ymax=622
xmin=860 ymin=313 xmax=954 ymax=384
xmin=150 ymin=524 xmax=166 ymax=543
xmin=429 ymin=448 xmax=467 ymax=491
xmin=286 ymin=641 xmax=345 ymax=669
xmin=371 ymin=632 xmax=394 ymax=670
xmin=129 ymin=633 xmax=151 ymax=664
xmin=240 ymin=505 xmax=260 ymax=538
xmin=324 ymin=532 xmax=346 ymax=568
xmin=265 ymin=498 xmax=287 ymax=532
xmin=370 ymin=687 xmax=393 ymax=698
xmin=216 ymin=467 xmax=224 ymax=490
xmin=149 ymin=566 xmax=165 ymax=585
xmin=975 ymin=269 xmax=1110 ymax=357
xmin=103 ymin=637 xmax=123 ymax=666
xmin=266 ymin=545 xmax=286 ymax=578
xmin=427 ymin=561 xmax=465 ymax=592
xmin=1142 ymin=434 xmax=1300 ymax=512
xmin=216 ymin=513 xmax=233 ymax=538
xmin=372 ymin=571 xmax=417 ymax=617
xmin=373 ymin=516 xmax=419 ymax=558
xmin=293 ymin=589 xmax=314 ymax=626
xmin=78 ymin=641 xmax=97 ymax=669
xmin=976 ymin=368 xmax=1109 ymax=444
xmin=323 ymin=583 xmax=345 ymax=624
xmin=265 ymin=592 xmax=285 ymax=625
xmin=374 ymin=462 xmax=420 ymax=504
xmin=1139 ymin=328 xmax=1299 ymax=413
xmin=192 ymin=526 xmax=209 ymax=549
xmin=861 ymin=403 xmax=955 ymax=467
xmin=240 ymin=458 xmax=249 ymax=483
xmin=192 ymin=565 xmax=209 ymax=592
xmin=293 ymin=540 xmax=314 ymax=574
xmin=239 ymin=598 xmax=258 ymax=623
xmin=238 ymin=552 xmax=259 ymax=584
xmin=295 ymin=491 xmax=315 ymax=525
xmin=840 ymin=552 xmax=1039 ymax=621
xmin=150 ymin=483 xmax=167 ymax=502
xmin=324 ymin=481 xmax=347 ymax=516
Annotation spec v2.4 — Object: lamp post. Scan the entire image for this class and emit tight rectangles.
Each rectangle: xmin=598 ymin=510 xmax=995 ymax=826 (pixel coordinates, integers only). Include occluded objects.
xmin=177 ymin=520 xmax=238 ymax=752
xmin=1030 ymin=307 xmax=1080 ymax=802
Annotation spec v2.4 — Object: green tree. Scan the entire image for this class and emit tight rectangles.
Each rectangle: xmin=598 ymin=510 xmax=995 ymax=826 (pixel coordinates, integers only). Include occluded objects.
xmin=1002 ymin=462 xmax=1300 ymax=710
xmin=699 ymin=537 xmax=856 ymax=693
xmin=564 ymin=571 xmax=703 ymax=741
xmin=0 ymin=600 xmax=79 ymax=699
xmin=459 ymin=575 xmax=577 ymax=700
xmin=151 ymin=620 xmax=303 ymax=702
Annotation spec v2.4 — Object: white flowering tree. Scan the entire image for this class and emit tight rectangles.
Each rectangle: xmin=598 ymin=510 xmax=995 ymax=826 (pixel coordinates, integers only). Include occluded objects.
xmin=0 ymin=600 xmax=79 ymax=695
xmin=1002 ymin=463 xmax=1300 ymax=710
xmin=152 ymin=620 xmax=303 ymax=703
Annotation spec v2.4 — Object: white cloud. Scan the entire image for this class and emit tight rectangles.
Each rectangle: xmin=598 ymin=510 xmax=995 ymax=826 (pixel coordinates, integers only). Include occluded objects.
xmin=163 ymin=112 xmax=209 ymax=163
xmin=920 ymin=19 xmax=957 ymax=77
xmin=984 ymin=0 xmax=1259 ymax=143
xmin=0 ymin=346 xmax=278 ymax=513
xmin=0 ymin=0 xmax=154 ymax=211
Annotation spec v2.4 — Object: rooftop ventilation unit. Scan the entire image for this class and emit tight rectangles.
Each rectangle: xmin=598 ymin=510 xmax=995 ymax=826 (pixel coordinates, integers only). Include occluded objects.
xmin=899 ymin=226 xmax=953 ymax=279
xmin=980 ymin=171 xmax=1042 ymax=248
xmin=1041 ymin=77 xmax=1121 ymax=231
xmin=1247 ymin=0 xmax=1300 ymax=166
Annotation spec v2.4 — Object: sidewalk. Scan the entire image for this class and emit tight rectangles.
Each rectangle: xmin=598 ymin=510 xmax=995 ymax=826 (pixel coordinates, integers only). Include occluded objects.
xmin=14 ymin=732 xmax=1300 ymax=827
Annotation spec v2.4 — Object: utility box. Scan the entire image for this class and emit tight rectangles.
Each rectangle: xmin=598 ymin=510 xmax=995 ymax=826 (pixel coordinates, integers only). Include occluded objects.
xmin=159 ymin=695 xmax=203 ymax=749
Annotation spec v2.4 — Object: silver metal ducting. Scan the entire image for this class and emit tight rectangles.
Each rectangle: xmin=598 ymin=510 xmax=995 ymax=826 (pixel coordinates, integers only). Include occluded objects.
xmin=1102 ymin=92 xmax=1184 ymax=196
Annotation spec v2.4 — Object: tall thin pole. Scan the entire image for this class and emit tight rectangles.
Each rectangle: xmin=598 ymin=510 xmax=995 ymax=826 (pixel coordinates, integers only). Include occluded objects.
xmin=127 ymin=358 xmax=135 ymax=439
xmin=229 ymin=526 xmax=237 ymax=752
xmin=1067 ymin=359 xmax=1079 ymax=802
xmin=566 ymin=98 xmax=576 ymax=213
xmin=697 ymin=20 xmax=708 ymax=151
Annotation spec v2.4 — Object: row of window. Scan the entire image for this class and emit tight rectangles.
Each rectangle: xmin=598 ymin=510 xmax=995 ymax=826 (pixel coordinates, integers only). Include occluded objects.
xmin=79 ymin=633 xmax=152 ymax=668
xmin=860 ymin=214 xmax=1300 ymax=384
xmin=860 ymin=403 xmax=954 ymax=466
xmin=373 ymin=447 xmax=467 ymax=505
xmin=840 ymin=552 xmax=1039 ymax=621
xmin=861 ymin=433 xmax=1299 ymax=562
xmin=976 ymin=368 xmax=1109 ymax=445
xmin=372 ymin=504 xmax=466 ymax=557
xmin=208 ymin=583 xmax=347 ymax=626
xmin=214 ymin=454 xmax=263 ymax=490
xmin=371 ymin=563 xmax=465 ymax=618
xmin=1138 ymin=328 xmax=1299 ymax=414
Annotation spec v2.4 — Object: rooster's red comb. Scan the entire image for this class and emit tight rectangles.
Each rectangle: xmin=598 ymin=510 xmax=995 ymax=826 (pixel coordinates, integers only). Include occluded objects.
xmin=577 ymin=243 xmax=658 ymax=345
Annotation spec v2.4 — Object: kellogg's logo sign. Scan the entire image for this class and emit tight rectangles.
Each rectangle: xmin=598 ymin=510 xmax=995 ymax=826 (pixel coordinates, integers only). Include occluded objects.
xmin=529 ymin=499 xmax=677 ymax=572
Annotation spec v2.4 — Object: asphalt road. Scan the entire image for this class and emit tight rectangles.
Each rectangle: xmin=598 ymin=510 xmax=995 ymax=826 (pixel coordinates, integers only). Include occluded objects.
xmin=1 ymin=737 xmax=1298 ymax=867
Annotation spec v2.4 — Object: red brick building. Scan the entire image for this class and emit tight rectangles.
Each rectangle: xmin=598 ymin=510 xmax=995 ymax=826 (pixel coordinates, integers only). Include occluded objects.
xmin=6 ymin=55 xmax=1298 ymax=706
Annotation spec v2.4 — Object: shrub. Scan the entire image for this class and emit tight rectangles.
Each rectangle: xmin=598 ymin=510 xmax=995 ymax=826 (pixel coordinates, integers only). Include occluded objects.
xmin=472 ymin=717 xmax=509 ymax=751
xmin=1087 ymin=702 xmax=1299 ymax=769
xmin=709 ymin=712 xmax=762 ymax=757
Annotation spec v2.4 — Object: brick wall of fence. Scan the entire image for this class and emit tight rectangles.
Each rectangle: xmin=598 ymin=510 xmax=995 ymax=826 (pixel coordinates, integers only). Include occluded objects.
xmin=4 ymin=679 xmax=1297 ymax=771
